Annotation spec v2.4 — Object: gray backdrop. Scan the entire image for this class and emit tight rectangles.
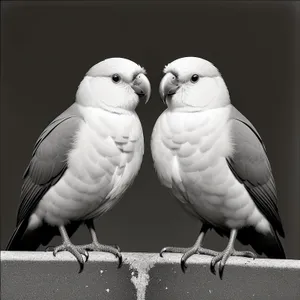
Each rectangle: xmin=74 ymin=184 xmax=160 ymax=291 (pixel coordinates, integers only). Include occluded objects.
xmin=1 ymin=1 xmax=299 ymax=259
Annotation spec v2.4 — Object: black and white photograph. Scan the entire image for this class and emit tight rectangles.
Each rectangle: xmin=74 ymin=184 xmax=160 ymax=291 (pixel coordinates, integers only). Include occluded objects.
xmin=1 ymin=1 xmax=299 ymax=299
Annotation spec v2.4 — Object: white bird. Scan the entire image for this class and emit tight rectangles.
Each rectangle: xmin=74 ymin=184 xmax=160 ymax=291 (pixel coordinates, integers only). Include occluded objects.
xmin=151 ymin=57 xmax=285 ymax=278
xmin=7 ymin=57 xmax=151 ymax=272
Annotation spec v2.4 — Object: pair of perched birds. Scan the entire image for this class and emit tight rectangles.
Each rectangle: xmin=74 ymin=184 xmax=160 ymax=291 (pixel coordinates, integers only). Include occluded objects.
xmin=6 ymin=57 xmax=285 ymax=278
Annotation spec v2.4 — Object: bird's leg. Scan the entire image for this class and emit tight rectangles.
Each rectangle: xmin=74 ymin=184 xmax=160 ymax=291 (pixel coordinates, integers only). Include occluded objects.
xmin=210 ymin=229 xmax=256 ymax=279
xmin=80 ymin=219 xmax=122 ymax=268
xmin=160 ymin=223 xmax=218 ymax=272
xmin=53 ymin=225 xmax=89 ymax=273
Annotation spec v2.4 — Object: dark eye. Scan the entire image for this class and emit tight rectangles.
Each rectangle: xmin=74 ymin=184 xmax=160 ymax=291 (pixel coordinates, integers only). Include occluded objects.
xmin=190 ymin=74 xmax=199 ymax=83
xmin=112 ymin=74 xmax=121 ymax=83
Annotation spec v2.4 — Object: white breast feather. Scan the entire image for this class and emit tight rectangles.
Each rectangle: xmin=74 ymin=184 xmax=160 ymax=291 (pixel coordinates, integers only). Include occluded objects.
xmin=152 ymin=106 xmax=270 ymax=231
xmin=35 ymin=105 xmax=143 ymax=225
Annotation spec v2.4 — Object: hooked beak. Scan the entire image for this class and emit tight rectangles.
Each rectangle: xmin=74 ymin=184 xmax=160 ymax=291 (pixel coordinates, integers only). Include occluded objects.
xmin=159 ymin=72 xmax=180 ymax=104
xmin=131 ymin=73 xmax=151 ymax=104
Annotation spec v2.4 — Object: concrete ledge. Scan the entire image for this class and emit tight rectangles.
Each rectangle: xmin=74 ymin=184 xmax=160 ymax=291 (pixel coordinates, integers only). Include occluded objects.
xmin=1 ymin=251 xmax=300 ymax=300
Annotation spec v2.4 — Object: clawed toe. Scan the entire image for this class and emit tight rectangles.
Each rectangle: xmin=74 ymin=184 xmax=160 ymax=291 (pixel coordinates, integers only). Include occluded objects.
xmin=210 ymin=249 xmax=256 ymax=279
xmin=80 ymin=242 xmax=123 ymax=268
xmin=210 ymin=256 xmax=219 ymax=275
xmin=115 ymin=252 xmax=123 ymax=268
xmin=232 ymin=250 xmax=257 ymax=259
xmin=180 ymin=247 xmax=199 ymax=273
xmin=160 ymin=245 xmax=217 ymax=273
xmin=112 ymin=244 xmax=121 ymax=252
xmin=159 ymin=246 xmax=191 ymax=258
xmin=180 ymin=258 xmax=188 ymax=273
xmin=210 ymin=250 xmax=231 ymax=279
xmin=160 ymin=247 xmax=176 ymax=257
xmin=159 ymin=247 xmax=167 ymax=257
xmin=53 ymin=243 xmax=88 ymax=273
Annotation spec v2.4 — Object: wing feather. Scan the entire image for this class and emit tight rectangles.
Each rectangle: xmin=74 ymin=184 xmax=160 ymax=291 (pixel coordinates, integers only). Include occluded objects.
xmin=16 ymin=104 xmax=83 ymax=225
xmin=227 ymin=106 xmax=284 ymax=237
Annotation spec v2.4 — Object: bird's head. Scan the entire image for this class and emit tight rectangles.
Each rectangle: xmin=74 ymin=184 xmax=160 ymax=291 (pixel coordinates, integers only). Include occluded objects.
xmin=76 ymin=57 xmax=151 ymax=112
xmin=159 ymin=57 xmax=230 ymax=111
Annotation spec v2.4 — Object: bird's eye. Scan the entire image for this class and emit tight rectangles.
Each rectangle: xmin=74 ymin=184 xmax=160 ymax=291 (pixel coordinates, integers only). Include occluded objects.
xmin=190 ymin=74 xmax=199 ymax=83
xmin=112 ymin=74 xmax=121 ymax=83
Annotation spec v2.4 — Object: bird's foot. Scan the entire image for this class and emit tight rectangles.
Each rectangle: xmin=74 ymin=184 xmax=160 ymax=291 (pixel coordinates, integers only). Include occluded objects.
xmin=210 ymin=248 xmax=256 ymax=279
xmin=53 ymin=242 xmax=89 ymax=273
xmin=80 ymin=242 xmax=122 ymax=268
xmin=160 ymin=246 xmax=218 ymax=273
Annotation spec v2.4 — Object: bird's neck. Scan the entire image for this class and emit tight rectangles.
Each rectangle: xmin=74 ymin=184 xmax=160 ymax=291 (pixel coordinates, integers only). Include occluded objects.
xmin=76 ymin=99 xmax=134 ymax=115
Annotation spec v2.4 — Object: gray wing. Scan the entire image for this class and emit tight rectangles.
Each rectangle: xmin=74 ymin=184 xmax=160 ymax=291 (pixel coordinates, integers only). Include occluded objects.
xmin=17 ymin=103 xmax=83 ymax=225
xmin=226 ymin=105 xmax=285 ymax=237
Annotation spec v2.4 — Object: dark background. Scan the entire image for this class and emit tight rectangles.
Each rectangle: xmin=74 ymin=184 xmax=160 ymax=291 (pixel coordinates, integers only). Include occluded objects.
xmin=1 ymin=1 xmax=299 ymax=259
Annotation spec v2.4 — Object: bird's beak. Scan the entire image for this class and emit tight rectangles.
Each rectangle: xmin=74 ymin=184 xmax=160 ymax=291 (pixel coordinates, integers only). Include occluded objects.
xmin=159 ymin=72 xmax=180 ymax=104
xmin=131 ymin=73 xmax=151 ymax=104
